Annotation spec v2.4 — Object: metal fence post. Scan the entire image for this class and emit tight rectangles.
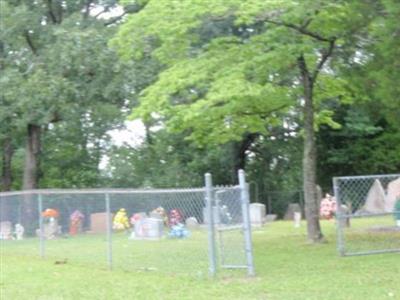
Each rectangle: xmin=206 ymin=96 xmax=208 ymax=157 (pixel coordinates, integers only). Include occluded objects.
xmin=38 ymin=193 xmax=45 ymax=258
xmin=333 ymin=177 xmax=345 ymax=256
xmin=238 ymin=170 xmax=255 ymax=276
xmin=105 ymin=193 xmax=113 ymax=270
xmin=205 ymin=173 xmax=217 ymax=277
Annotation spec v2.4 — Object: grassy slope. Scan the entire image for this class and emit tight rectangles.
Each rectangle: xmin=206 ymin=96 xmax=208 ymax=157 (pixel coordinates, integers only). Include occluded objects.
xmin=1 ymin=220 xmax=399 ymax=300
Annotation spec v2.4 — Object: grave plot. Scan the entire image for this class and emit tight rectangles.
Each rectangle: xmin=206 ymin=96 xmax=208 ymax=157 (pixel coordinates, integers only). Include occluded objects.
xmin=0 ymin=170 xmax=255 ymax=277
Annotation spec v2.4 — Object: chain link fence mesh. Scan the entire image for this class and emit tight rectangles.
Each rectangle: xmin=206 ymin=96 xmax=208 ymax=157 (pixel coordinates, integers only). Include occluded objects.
xmin=0 ymin=173 xmax=254 ymax=277
xmin=333 ymin=174 xmax=400 ymax=256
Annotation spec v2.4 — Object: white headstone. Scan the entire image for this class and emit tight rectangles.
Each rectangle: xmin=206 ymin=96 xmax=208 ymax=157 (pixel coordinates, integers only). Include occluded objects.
xmin=0 ymin=221 xmax=12 ymax=240
xmin=250 ymin=203 xmax=266 ymax=227
xmin=134 ymin=218 xmax=163 ymax=240
xmin=386 ymin=177 xmax=400 ymax=213
xmin=44 ymin=218 xmax=59 ymax=239
xmin=15 ymin=223 xmax=24 ymax=240
xmin=293 ymin=212 xmax=301 ymax=228
xmin=364 ymin=179 xmax=386 ymax=213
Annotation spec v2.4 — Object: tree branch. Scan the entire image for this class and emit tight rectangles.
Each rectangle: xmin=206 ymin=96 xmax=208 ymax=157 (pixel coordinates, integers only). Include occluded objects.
xmin=262 ymin=18 xmax=332 ymax=42
xmin=83 ymin=0 xmax=94 ymax=20
xmin=46 ymin=0 xmax=58 ymax=24
xmin=24 ymin=30 xmax=37 ymax=55
xmin=236 ymin=104 xmax=290 ymax=119
xmin=297 ymin=54 xmax=312 ymax=85
xmin=104 ymin=12 xmax=127 ymax=26
xmin=311 ymin=38 xmax=336 ymax=82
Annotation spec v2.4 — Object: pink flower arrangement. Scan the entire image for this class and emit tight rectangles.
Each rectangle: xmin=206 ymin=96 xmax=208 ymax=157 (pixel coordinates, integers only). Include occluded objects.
xmin=320 ymin=194 xmax=337 ymax=220
xmin=130 ymin=213 xmax=144 ymax=225
xmin=168 ymin=209 xmax=183 ymax=227
xmin=70 ymin=210 xmax=84 ymax=221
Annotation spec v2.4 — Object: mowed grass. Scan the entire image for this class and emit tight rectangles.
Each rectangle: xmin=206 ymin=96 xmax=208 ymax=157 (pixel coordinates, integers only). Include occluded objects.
xmin=1 ymin=220 xmax=399 ymax=300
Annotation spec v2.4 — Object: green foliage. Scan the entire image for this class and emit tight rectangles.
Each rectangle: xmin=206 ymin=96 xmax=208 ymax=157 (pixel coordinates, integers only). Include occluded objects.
xmin=0 ymin=0 xmax=131 ymax=188
xmin=113 ymin=0 xmax=363 ymax=148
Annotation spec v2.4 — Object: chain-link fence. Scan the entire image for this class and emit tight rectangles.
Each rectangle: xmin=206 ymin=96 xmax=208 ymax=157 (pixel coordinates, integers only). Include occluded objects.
xmin=333 ymin=174 xmax=400 ymax=256
xmin=0 ymin=171 xmax=254 ymax=277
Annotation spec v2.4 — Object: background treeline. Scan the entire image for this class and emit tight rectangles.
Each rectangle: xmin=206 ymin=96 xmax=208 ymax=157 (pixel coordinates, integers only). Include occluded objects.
xmin=1 ymin=0 xmax=399 ymax=221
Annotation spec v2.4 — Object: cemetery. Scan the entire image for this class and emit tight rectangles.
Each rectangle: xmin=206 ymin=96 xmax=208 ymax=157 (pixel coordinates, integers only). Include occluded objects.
xmin=1 ymin=0 xmax=400 ymax=299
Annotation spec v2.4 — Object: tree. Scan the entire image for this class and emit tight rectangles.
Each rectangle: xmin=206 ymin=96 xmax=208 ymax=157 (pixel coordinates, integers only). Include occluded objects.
xmin=0 ymin=0 xmax=135 ymax=229
xmin=113 ymin=0 xmax=366 ymax=242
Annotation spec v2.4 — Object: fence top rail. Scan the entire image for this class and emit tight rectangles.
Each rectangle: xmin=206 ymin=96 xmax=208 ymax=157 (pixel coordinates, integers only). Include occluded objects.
xmin=333 ymin=174 xmax=400 ymax=181
xmin=0 ymin=187 xmax=210 ymax=197
xmin=0 ymin=185 xmax=241 ymax=197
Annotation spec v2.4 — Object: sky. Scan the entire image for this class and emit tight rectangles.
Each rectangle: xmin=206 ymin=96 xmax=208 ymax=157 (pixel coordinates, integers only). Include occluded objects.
xmin=99 ymin=119 xmax=146 ymax=169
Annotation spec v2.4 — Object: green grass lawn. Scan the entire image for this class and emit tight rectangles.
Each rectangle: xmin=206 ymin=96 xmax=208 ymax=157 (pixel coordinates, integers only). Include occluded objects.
xmin=1 ymin=220 xmax=399 ymax=300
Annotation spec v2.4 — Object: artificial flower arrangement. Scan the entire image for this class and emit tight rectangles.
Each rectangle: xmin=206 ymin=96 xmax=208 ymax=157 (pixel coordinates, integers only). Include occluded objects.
xmin=167 ymin=208 xmax=189 ymax=238
xmin=69 ymin=210 xmax=84 ymax=235
xmin=113 ymin=208 xmax=130 ymax=231
xmin=42 ymin=208 xmax=60 ymax=221
xmin=151 ymin=206 xmax=168 ymax=225
xmin=130 ymin=212 xmax=145 ymax=226
xmin=168 ymin=209 xmax=183 ymax=226
xmin=319 ymin=194 xmax=337 ymax=220
xmin=168 ymin=223 xmax=189 ymax=239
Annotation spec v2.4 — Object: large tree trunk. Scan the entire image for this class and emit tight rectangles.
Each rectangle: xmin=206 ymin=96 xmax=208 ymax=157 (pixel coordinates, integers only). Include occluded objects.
xmin=22 ymin=124 xmax=42 ymax=233
xmin=299 ymin=56 xmax=323 ymax=243
xmin=232 ymin=133 xmax=258 ymax=181
xmin=0 ymin=137 xmax=14 ymax=221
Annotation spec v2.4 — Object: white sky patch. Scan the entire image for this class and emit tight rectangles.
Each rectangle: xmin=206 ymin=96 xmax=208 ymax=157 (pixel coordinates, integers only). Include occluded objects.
xmin=90 ymin=5 xmax=124 ymax=19
xmin=108 ymin=119 xmax=146 ymax=147
xmin=99 ymin=119 xmax=146 ymax=170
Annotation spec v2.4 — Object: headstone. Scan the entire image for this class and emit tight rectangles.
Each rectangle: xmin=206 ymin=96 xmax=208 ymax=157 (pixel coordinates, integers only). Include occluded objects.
xmin=15 ymin=223 xmax=24 ymax=240
xmin=265 ymin=214 xmax=277 ymax=222
xmin=133 ymin=218 xmax=163 ymax=240
xmin=284 ymin=203 xmax=302 ymax=220
xmin=0 ymin=221 xmax=13 ymax=240
xmin=90 ymin=212 xmax=113 ymax=233
xmin=250 ymin=203 xmax=266 ymax=227
xmin=386 ymin=177 xmax=400 ymax=213
xmin=293 ymin=212 xmax=301 ymax=228
xmin=337 ymin=204 xmax=351 ymax=228
xmin=42 ymin=218 xmax=60 ymax=239
xmin=364 ymin=179 xmax=386 ymax=213
xmin=185 ymin=217 xmax=199 ymax=229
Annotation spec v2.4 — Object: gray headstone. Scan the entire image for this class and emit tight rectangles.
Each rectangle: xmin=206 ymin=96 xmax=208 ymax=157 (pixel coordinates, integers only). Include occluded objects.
xmin=265 ymin=214 xmax=277 ymax=222
xmin=364 ymin=179 xmax=386 ymax=213
xmin=284 ymin=203 xmax=302 ymax=220
xmin=250 ymin=203 xmax=266 ymax=227
xmin=185 ymin=217 xmax=199 ymax=229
